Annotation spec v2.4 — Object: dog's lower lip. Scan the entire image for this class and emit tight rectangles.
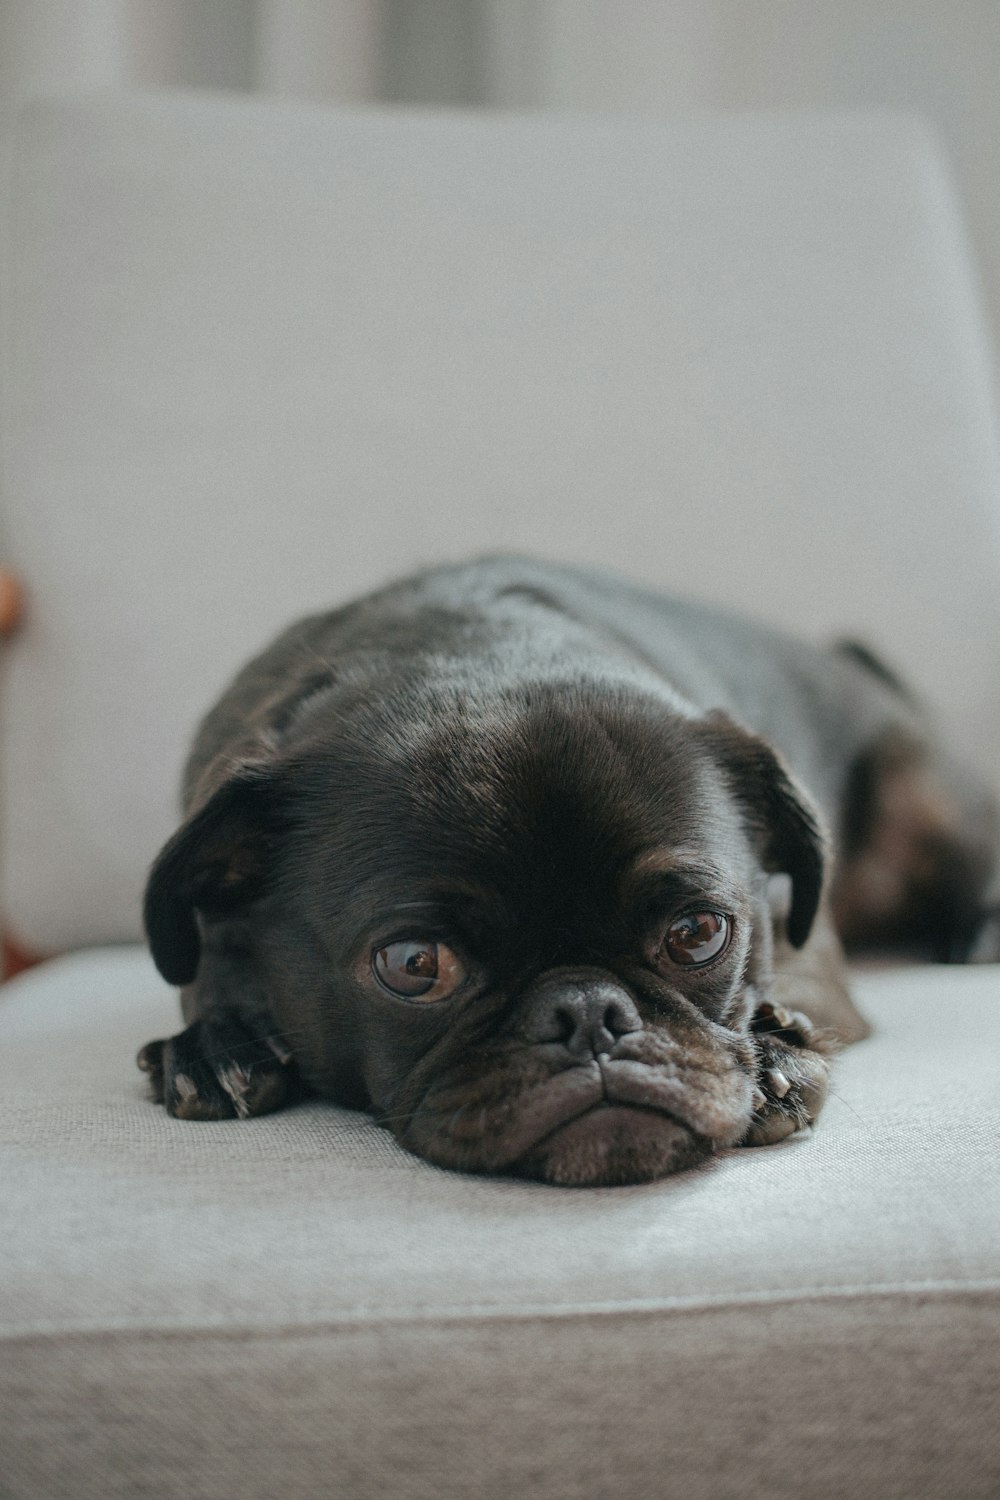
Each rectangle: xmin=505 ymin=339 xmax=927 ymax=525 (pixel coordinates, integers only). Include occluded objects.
xmin=512 ymin=1099 xmax=701 ymax=1187
xmin=495 ymin=1064 xmax=693 ymax=1169
xmin=528 ymin=1098 xmax=686 ymax=1149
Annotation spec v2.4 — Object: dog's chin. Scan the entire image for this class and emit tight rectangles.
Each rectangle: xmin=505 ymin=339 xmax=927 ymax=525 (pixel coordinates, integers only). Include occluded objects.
xmin=510 ymin=1104 xmax=711 ymax=1187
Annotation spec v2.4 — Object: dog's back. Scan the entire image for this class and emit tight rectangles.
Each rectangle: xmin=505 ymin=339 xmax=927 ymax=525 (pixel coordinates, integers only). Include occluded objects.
xmin=186 ymin=556 xmax=896 ymax=806
xmin=183 ymin=555 xmax=998 ymax=964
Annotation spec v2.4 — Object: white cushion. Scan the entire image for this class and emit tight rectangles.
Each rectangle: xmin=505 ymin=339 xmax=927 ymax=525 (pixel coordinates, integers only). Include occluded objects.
xmin=3 ymin=94 xmax=1000 ymax=950
xmin=1 ymin=947 xmax=998 ymax=1497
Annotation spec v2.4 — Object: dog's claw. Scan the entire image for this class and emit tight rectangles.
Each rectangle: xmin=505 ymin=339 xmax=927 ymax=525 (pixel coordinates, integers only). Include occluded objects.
xmin=136 ymin=1041 xmax=161 ymax=1073
xmin=763 ymin=1067 xmax=791 ymax=1099
xmin=136 ymin=1039 xmax=166 ymax=1102
xmin=750 ymin=1003 xmax=818 ymax=1048
xmin=173 ymin=1072 xmax=199 ymax=1102
xmin=746 ymin=1110 xmax=799 ymax=1146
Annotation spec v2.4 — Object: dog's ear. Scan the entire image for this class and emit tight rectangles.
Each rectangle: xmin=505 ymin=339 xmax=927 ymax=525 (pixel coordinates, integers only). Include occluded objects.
xmin=698 ymin=712 xmax=827 ymax=948
xmin=144 ymin=762 xmax=289 ymax=986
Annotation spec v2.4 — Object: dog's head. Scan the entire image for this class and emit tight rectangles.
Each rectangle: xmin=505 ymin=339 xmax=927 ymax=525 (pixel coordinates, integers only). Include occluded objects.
xmin=145 ymin=680 xmax=825 ymax=1186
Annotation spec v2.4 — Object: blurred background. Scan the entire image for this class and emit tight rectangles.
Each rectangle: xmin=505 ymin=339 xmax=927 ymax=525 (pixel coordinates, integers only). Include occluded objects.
xmin=2 ymin=1 xmax=1000 ymax=954
xmin=3 ymin=0 xmax=1000 ymax=349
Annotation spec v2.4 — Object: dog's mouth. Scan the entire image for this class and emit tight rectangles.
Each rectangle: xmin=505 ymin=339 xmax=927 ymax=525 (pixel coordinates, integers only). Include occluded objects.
xmin=396 ymin=1053 xmax=752 ymax=1188
xmin=504 ymin=1059 xmax=712 ymax=1186
xmin=512 ymin=1099 xmax=705 ymax=1187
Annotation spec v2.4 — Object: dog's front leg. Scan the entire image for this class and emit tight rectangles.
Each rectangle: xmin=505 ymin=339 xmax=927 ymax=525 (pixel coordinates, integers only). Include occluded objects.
xmin=742 ymin=1002 xmax=834 ymax=1146
xmin=740 ymin=899 xmax=858 ymax=1147
xmin=137 ymin=922 xmax=303 ymax=1120
xmin=137 ymin=1016 xmax=300 ymax=1120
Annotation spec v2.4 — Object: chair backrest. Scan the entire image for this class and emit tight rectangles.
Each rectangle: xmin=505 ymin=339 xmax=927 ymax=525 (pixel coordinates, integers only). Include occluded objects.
xmin=3 ymin=92 xmax=999 ymax=953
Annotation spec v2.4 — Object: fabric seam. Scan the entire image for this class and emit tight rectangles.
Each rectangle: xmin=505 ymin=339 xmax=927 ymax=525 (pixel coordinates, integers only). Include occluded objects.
xmin=3 ymin=1277 xmax=998 ymax=1346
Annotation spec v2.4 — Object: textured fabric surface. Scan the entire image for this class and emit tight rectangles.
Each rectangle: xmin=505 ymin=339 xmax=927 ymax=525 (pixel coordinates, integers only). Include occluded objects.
xmin=1 ymin=948 xmax=998 ymax=1497
xmin=5 ymin=1298 xmax=998 ymax=1500
xmin=3 ymin=95 xmax=1000 ymax=950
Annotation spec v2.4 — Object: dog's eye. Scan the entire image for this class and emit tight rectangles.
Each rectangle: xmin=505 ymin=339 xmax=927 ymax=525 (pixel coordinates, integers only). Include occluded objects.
xmin=661 ymin=912 xmax=731 ymax=967
xmin=372 ymin=940 xmax=466 ymax=1002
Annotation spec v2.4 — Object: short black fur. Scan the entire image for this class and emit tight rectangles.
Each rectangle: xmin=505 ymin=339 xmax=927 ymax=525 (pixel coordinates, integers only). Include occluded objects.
xmin=139 ymin=557 xmax=1000 ymax=1186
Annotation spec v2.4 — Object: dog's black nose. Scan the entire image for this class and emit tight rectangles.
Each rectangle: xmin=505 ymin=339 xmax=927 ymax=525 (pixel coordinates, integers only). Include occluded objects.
xmin=523 ymin=972 xmax=642 ymax=1059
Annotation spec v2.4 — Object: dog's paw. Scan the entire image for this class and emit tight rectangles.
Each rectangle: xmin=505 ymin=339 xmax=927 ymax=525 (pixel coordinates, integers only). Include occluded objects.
xmin=742 ymin=1002 xmax=833 ymax=1147
xmin=137 ymin=1017 xmax=299 ymax=1120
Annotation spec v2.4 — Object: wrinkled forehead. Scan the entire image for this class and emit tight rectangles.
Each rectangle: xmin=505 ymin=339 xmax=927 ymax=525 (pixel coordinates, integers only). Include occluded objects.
xmin=309 ymin=690 xmax=751 ymax=947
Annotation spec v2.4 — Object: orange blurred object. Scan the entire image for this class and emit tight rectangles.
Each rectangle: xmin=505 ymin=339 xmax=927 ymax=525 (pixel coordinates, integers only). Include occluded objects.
xmin=0 ymin=569 xmax=24 ymax=635
xmin=2 ymin=931 xmax=45 ymax=981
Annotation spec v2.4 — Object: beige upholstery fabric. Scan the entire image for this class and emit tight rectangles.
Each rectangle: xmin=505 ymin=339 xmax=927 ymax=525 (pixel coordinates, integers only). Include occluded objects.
xmin=1 ymin=948 xmax=999 ymax=1498
xmin=3 ymin=94 xmax=1000 ymax=953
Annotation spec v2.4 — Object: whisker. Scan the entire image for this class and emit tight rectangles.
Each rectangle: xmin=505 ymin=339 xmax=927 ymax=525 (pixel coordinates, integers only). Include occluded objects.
xmin=170 ymin=1022 xmax=330 ymax=1069
xmin=825 ymin=1081 xmax=870 ymax=1126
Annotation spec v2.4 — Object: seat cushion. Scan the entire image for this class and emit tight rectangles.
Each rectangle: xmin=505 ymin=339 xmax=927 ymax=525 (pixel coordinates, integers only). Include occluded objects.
xmin=1 ymin=947 xmax=998 ymax=1498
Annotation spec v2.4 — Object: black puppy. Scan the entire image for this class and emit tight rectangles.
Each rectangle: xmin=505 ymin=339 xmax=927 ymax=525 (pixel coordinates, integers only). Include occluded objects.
xmin=138 ymin=557 xmax=999 ymax=1186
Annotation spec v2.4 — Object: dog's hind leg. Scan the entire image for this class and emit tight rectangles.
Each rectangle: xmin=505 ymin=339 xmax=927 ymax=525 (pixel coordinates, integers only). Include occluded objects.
xmin=831 ymin=729 xmax=1000 ymax=963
